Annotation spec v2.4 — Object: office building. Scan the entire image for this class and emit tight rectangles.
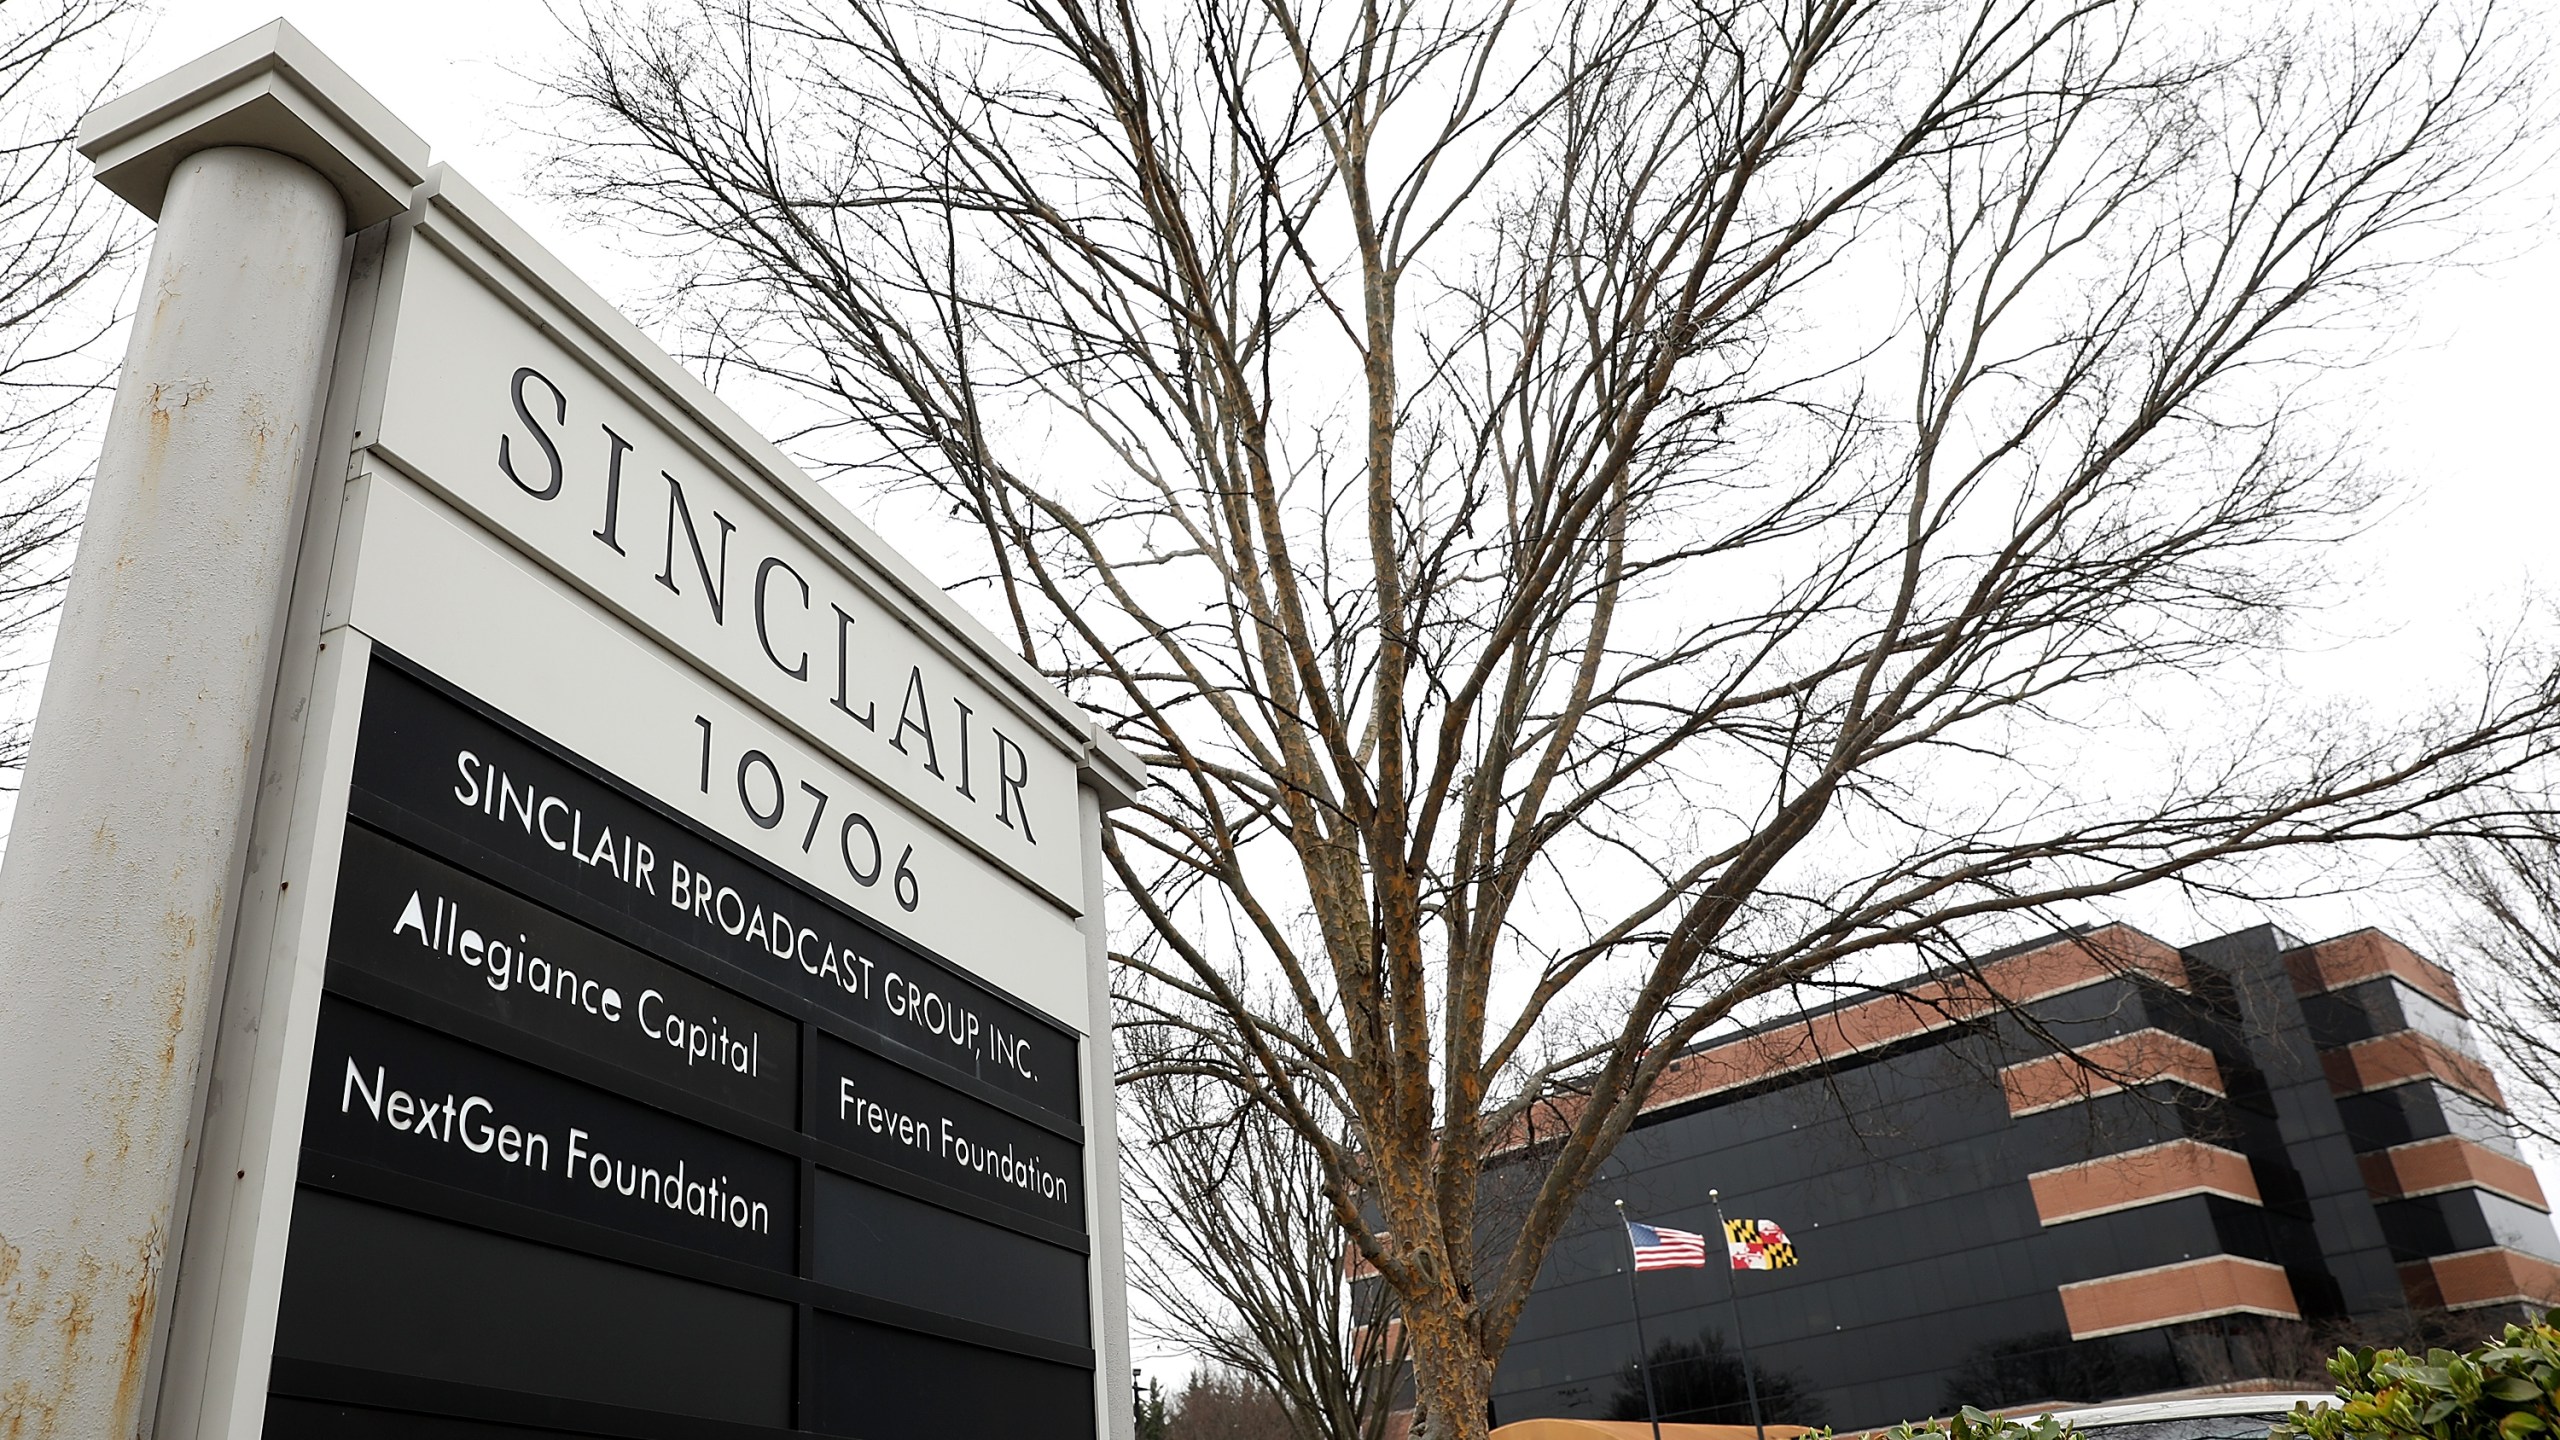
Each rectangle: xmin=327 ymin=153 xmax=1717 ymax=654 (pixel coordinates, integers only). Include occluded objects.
xmin=1490 ymin=923 xmax=2558 ymax=1431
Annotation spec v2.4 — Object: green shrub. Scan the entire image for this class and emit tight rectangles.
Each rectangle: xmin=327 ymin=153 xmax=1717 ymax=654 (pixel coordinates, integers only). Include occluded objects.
xmin=2274 ymin=1317 xmax=2560 ymax=1440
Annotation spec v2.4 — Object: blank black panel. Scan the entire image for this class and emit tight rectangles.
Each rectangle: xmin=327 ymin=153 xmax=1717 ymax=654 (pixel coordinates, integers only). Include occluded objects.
xmin=807 ymin=1310 xmax=1092 ymax=1440
xmin=273 ymin=1190 xmax=791 ymax=1427
xmin=265 ymin=1397 xmax=589 ymax=1439
xmin=810 ymin=1170 xmax=1090 ymax=1346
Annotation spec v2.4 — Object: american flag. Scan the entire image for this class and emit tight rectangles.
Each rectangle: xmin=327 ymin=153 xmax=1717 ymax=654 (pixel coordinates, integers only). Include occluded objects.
xmin=1623 ymin=1219 xmax=1709 ymax=1271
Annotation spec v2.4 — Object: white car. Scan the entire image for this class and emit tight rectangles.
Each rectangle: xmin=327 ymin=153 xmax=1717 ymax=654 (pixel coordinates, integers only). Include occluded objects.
xmin=2037 ymin=1393 xmax=2338 ymax=1440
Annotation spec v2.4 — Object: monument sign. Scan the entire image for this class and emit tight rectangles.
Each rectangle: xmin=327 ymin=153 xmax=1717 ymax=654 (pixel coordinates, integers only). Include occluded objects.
xmin=0 ymin=22 xmax=1143 ymax=1440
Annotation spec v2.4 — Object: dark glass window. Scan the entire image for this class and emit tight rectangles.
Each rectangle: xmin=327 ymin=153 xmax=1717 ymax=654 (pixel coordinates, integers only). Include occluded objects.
xmin=2375 ymin=1190 xmax=2560 ymax=1263
xmin=2302 ymin=979 xmax=2477 ymax=1054
xmin=2336 ymin=1081 xmax=2520 ymax=1155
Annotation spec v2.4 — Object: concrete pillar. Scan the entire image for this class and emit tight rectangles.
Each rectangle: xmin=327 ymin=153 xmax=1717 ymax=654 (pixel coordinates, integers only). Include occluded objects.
xmin=0 ymin=145 xmax=348 ymax=1438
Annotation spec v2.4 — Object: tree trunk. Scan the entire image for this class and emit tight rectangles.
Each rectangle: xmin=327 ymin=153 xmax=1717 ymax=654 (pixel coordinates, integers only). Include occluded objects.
xmin=1402 ymin=1292 xmax=1493 ymax=1440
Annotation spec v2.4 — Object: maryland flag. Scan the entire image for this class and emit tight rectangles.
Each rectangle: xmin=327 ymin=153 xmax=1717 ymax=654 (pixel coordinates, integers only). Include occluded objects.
xmin=1723 ymin=1217 xmax=1798 ymax=1270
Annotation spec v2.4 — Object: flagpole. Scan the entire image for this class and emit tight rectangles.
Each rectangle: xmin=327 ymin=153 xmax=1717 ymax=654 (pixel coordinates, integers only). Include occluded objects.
xmin=1708 ymin=1189 xmax=1768 ymax=1440
xmin=1612 ymin=1200 xmax=1667 ymax=1440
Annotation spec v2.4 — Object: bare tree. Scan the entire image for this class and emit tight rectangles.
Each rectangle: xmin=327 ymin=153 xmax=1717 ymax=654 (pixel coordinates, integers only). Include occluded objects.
xmin=2433 ymin=784 xmax=2560 ymax=1142
xmin=1167 ymin=1369 xmax=1298 ymax=1440
xmin=1126 ymin=1030 xmax=1407 ymax=1440
xmin=0 ymin=0 xmax=144 ymax=782
xmin=545 ymin=1 xmax=2558 ymax=1435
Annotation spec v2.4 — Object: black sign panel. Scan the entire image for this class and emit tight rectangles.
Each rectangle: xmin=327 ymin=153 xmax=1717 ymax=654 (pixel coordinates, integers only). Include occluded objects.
xmin=331 ymin=824 xmax=799 ymax=1126
xmin=303 ymin=996 xmax=797 ymax=1270
xmin=273 ymin=1190 xmax=794 ymax=1427
xmin=810 ymin=1033 xmax=1083 ymax=1228
xmin=810 ymin=1171 xmax=1089 ymax=1347
xmin=808 ymin=1311 xmax=1094 ymax=1440
xmin=349 ymin=662 xmax=1080 ymax=1128
xmin=282 ymin=654 xmax=1098 ymax=1436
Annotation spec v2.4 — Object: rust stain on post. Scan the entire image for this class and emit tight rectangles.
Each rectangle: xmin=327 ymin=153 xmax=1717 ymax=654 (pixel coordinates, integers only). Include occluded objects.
xmin=1 ymin=1256 xmax=95 ymax=1440
xmin=113 ymin=1233 xmax=162 ymax=1433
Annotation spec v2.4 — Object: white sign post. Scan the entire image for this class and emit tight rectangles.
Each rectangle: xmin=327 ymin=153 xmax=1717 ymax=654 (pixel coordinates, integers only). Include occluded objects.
xmin=0 ymin=23 xmax=1143 ymax=1440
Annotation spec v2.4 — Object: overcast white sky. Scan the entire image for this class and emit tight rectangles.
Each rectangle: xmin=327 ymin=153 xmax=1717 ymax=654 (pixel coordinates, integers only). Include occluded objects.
xmin=132 ymin=5 xmax=634 ymax=296
xmin=84 ymin=0 xmax=2560 ymax=1380
xmin=127 ymin=0 xmax=2560 ymax=653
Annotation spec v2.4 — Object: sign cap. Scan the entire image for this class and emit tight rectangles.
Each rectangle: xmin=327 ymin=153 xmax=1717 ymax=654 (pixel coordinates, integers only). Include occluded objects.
xmin=78 ymin=18 xmax=430 ymax=229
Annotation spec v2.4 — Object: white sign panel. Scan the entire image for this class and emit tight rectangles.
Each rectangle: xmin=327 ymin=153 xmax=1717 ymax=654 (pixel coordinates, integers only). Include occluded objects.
xmin=359 ymin=213 xmax=1087 ymax=912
